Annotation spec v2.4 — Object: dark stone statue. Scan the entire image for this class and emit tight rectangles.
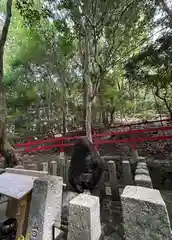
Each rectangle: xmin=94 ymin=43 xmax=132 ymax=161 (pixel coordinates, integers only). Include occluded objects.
xmin=68 ymin=137 xmax=105 ymax=193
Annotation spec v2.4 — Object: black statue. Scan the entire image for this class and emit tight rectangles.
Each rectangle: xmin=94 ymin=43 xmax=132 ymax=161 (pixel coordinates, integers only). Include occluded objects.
xmin=68 ymin=137 xmax=104 ymax=193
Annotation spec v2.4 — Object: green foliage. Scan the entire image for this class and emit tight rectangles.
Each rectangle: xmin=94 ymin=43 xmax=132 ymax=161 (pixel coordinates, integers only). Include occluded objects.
xmin=1 ymin=0 xmax=171 ymax=136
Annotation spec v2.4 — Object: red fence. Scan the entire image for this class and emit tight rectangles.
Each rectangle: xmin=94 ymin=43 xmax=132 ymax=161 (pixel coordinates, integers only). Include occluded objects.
xmin=12 ymin=118 xmax=172 ymax=154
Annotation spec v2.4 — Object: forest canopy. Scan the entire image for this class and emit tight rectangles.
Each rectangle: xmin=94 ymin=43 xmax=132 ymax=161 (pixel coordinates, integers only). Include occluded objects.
xmin=0 ymin=0 xmax=171 ymax=140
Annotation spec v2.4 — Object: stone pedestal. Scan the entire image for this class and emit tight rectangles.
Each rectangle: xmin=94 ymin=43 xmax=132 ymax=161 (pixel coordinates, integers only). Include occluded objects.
xmin=27 ymin=176 xmax=63 ymax=240
xmin=121 ymin=186 xmax=172 ymax=240
xmin=67 ymin=193 xmax=101 ymax=240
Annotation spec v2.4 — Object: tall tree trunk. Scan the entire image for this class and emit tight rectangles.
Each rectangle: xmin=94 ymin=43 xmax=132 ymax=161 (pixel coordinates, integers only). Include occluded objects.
xmin=82 ymin=78 xmax=87 ymax=130
xmin=62 ymin=97 xmax=68 ymax=135
xmin=0 ymin=0 xmax=21 ymax=167
xmin=85 ymin=82 xmax=93 ymax=142
xmin=83 ymin=23 xmax=93 ymax=142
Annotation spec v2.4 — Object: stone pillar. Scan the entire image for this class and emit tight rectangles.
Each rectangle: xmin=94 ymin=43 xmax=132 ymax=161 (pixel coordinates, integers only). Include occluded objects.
xmin=121 ymin=186 xmax=172 ymax=240
xmin=59 ymin=151 xmax=65 ymax=159
xmin=65 ymin=160 xmax=71 ymax=185
xmin=122 ymin=160 xmax=133 ymax=185
xmin=40 ymin=162 xmax=49 ymax=172
xmin=67 ymin=193 xmax=101 ymax=240
xmin=131 ymin=148 xmax=139 ymax=163
xmin=107 ymin=161 xmax=120 ymax=201
xmin=57 ymin=156 xmax=65 ymax=180
xmin=27 ymin=176 xmax=63 ymax=240
xmin=27 ymin=164 xmax=38 ymax=171
xmin=49 ymin=161 xmax=57 ymax=175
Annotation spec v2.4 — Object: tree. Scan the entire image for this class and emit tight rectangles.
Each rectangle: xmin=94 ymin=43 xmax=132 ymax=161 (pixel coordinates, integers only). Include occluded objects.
xmin=3 ymin=0 xmax=168 ymax=143
xmin=56 ymin=0 xmax=154 ymax=141
xmin=125 ymin=0 xmax=172 ymax=117
xmin=0 ymin=0 xmax=22 ymax=167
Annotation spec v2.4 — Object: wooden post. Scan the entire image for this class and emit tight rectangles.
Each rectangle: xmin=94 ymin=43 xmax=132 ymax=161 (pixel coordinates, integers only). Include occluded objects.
xmin=6 ymin=192 xmax=32 ymax=238
xmin=107 ymin=161 xmax=120 ymax=201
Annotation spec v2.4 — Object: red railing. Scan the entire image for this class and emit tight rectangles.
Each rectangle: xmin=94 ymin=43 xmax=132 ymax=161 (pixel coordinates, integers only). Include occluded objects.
xmin=11 ymin=118 xmax=172 ymax=154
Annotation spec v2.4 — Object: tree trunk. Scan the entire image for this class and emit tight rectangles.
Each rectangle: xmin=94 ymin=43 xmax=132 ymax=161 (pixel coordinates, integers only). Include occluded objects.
xmin=62 ymin=98 xmax=68 ymax=135
xmin=85 ymin=83 xmax=93 ymax=142
xmin=0 ymin=84 xmax=20 ymax=168
xmin=83 ymin=26 xmax=93 ymax=142
xmin=0 ymin=0 xmax=22 ymax=167
xmin=82 ymin=78 xmax=87 ymax=130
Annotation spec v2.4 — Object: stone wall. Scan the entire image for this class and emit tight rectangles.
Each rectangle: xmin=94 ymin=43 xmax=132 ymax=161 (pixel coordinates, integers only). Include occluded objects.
xmin=1 ymin=153 xmax=172 ymax=240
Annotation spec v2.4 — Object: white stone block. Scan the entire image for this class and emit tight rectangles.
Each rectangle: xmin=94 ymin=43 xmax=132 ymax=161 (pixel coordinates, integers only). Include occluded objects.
xmin=67 ymin=193 xmax=101 ymax=240
xmin=27 ymin=176 xmax=63 ymax=240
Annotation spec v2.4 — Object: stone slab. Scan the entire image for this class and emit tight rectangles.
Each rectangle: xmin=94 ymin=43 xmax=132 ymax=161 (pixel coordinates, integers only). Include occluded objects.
xmin=6 ymin=168 xmax=48 ymax=177
xmin=121 ymin=186 xmax=172 ymax=240
xmin=136 ymin=162 xmax=147 ymax=170
xmin=101 ymin=156 xmax=121 ymax=161
xmin=135 ymin=169 xmax=149 ymax=176
xmin=0 ymin=173 xmax=37 ymax=199
xmin=27 ymin=164 xmax=38 ymax=170
xmin=14 ymin=165 xmax=25 ymax=169
xmin=135 ymin=174 xmax=153 ymax=188
xmin=67 ymin=193 xmax=101 ymax=240
xmin=27 ymin=175 xmax=63 ymax=240
xmin=136 ymin=156 xmax=146 ymax=163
